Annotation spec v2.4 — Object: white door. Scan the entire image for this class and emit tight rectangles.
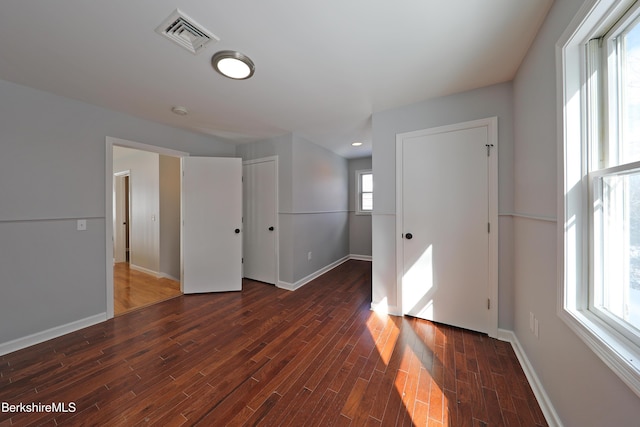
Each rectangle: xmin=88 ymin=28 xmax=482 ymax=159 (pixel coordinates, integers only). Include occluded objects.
xmin=182 ymin=157 xmax=242 ymax=293
xmin=397 ymin=118 xmax=498 ymax=335
xmin=243 ymin=158 xmax=278 ymax=284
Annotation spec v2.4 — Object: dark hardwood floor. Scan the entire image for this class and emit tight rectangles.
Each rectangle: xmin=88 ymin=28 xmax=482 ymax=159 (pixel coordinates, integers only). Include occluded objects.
xmin=0 ymin=260 xmax=547 ymax=426
xmin=114 ymin=262 xmax=182 ymax=316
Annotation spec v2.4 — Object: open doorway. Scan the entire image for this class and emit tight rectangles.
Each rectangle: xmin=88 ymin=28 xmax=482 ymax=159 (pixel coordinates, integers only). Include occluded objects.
xmin=110 ymin=143 xmax=184 ymax=316
xmin=113 ymin=171 xmax=130 ymax=263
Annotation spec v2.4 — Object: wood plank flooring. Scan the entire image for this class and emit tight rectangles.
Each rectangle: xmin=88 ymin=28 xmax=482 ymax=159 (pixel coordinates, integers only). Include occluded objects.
xmin=114 ymin=262 xmax=182 ymax=316
xmin=0 ymin=260 xmax=547 ymax=426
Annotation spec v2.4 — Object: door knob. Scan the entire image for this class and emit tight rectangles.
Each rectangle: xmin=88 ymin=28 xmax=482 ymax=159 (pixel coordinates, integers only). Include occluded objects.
xmin=235 ymin=228 xmax=240 ymax=234
xmin=405 ymin=233 xmax=413 ymax=240
xmin=268 ymin=226 xmax=274 ymax=231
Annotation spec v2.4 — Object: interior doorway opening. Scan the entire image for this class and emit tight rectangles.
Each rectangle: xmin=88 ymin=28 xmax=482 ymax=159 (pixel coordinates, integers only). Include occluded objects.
xmin=107 ymin=138 xmax=187 ymax=317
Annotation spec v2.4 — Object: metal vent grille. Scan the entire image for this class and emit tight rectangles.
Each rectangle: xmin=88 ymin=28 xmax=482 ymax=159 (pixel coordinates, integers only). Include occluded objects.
xmin=155 ymin=9 xmax=219 ymax=54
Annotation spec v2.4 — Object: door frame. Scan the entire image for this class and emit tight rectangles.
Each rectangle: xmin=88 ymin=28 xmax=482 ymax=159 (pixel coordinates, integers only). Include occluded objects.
xmin=242 ymin=156 xmax=279 ymax=284
xmin=105 ymin=137 xmax=189 ymax=319
xmin=395 ymin=117 xmax=498 ymax=337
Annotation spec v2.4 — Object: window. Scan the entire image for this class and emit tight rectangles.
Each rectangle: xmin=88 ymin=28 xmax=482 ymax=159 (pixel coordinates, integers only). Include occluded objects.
xmin=560 ymin=0 xmax=640 ymax=395
xmin=590 ymin=2 xmax=640 ymax=345
xmin=356 ymin=170 xmax=373 ymax=214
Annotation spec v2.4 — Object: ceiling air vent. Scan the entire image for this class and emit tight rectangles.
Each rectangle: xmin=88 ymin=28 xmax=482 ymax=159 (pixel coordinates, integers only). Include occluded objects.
xmin=155 ymin=9 xmax=219 ymax=54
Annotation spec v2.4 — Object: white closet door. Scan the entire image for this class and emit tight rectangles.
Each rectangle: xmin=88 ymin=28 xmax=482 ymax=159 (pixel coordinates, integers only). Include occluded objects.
xmin=243 ymin=158 xmax=278 ymax=284
xmin=398 ymin=119 xmax=497 ymax=335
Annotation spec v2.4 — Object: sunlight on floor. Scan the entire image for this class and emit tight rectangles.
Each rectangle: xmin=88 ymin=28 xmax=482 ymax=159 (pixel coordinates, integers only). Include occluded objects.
xmin=366 ymin=311 xmax=449 ymax=425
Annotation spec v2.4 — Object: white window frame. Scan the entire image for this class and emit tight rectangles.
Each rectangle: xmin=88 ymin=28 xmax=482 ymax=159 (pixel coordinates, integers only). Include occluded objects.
xmin=356 ymin=169 xmax=373 ymax=215
xmin=558 ymin=0 xmax=640 ymax=398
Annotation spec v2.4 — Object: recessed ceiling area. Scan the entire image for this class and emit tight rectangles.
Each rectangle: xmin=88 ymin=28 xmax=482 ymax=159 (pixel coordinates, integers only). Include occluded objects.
xmin=0 ymin=0 xmax=553 ymax=158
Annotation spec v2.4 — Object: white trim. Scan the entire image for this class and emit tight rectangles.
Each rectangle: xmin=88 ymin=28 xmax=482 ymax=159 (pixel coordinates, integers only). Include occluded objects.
xmin=349 ymin=254 xmax=372 ymax=262
xmin=277 ymin=256 xmax=350 ymax=291
xmin=129 ymin=263 xmax=162 ymax=278
xmin=159 ymin=272 xmax=181 ymax=282
xmin=243 ymin=156 xmax=278 ymax=166
xmin=370 ymin=301 xmax=402 ymax=316
xmin=109 ymin=137 xmax=190 ymax=158
xmin=0 ymin=313 xmax=107 ymax=356
xmin=499 ymin=212 xmax=558 ymax=223
xmin=395 ymin=117 xmax=499 ymax=338
xmin=0 ymin=216 xmax=104 ymax=224
xmin=279 ymin=210 xmax=349 ymax=215
xmin=105 ymin=137 xmax=189 ymax=320
xmin=498 ymin=329 xmax=563 ymax=427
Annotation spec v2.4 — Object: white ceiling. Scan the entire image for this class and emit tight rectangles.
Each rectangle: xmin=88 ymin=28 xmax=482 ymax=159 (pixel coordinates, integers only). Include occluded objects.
xmin=0 ymin=0 xmax=553 ymax=158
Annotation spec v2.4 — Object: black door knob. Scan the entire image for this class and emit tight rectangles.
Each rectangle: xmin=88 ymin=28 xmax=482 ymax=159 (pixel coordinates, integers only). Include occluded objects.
xmin=405 ymin=233 xmax=413 ymax=240
xmin=268 ymin=226 xmax=274 ymax=231
xmin=235 ymin=228 xmax=240 ymax=234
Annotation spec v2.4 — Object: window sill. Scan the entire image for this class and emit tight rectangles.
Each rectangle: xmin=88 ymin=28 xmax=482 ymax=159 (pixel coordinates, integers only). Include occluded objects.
xmin=559 ymin=306 xmax=640 ymax=398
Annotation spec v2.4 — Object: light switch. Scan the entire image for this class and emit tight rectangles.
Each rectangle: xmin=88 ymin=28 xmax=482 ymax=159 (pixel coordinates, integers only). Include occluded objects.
xmin=77 ymin=219 xmax=87 ymax=231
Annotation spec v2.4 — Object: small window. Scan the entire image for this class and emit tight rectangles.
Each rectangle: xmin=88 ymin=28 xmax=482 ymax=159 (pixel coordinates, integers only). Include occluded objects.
xmin=356 ymin=170 xmax=373 ymax=214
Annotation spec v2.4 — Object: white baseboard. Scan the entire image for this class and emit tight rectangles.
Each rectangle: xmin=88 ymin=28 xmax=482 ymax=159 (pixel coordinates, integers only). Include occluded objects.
xmin=349 ymin=254 xmax=372 ymax=261
xmin=277 ymin=256 xmax=350 ymax=291
xmin=130 ymin=263 xmax=162 ymax=278
xmin=0 ymin=313 xmax=107 ymax=356
xmin=498 ymin=329 xmax=563 ymax=427
xmin=159 ymin=272 xmax=180 ymax=282
xmin=370 ymin=301 xmax=401 ymax=316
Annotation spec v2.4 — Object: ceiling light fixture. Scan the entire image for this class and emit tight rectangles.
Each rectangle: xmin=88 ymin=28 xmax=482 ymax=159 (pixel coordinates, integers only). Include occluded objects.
xmin=351 ymin=141 xmax=363 ymax=147
xmin=211 ymin=50 xmax=255 ymax=80
xmin=171 ymin=105 xmax=189 ymax=116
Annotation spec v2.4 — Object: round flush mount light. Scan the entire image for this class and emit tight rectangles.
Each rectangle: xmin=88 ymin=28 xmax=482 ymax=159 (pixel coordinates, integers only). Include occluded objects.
xmin=211 ymin=50 xmax=255 ymax=80
xmin=171 ymin=105 xmax=188 ymax=116
xmin=351 ymin=141 xmax=363 ymax=147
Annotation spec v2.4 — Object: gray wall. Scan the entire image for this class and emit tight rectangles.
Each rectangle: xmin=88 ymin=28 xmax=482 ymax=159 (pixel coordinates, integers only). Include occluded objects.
xmin=237 ymin=133 xmax=349 ymax=285
xmin=159 ymin=155 xmax=181 ymax=280
xmin=371 ymin=81 xmax=515 ymax=329
xmin=291 ymin=135 xmax=349 ymax=282
xmin=348 ymin=157 xmax=372 ymax=257
xmin=512 ymin=0 xmax=640 ymax=424
xmin=0 ymin=78 xmax=235 ymax=345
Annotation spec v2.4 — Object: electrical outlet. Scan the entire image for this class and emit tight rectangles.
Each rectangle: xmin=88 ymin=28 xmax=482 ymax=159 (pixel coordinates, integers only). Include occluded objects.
xmin=308 ymin=251 xmax=312 ymax=261
xmin=77 ymin=219 xmax=87 ymax=231
xmin=534 ymin=318 xmax=539 ymax=339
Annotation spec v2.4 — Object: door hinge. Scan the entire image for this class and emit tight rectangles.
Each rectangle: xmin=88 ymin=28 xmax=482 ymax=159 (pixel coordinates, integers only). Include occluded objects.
xmin=486 ymin=144 xmax=494 ymax=157
xmin=488 ymin=222 xmax=490 ymax=233
xmin=488 ymin=298 xmax=491 ymax=310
